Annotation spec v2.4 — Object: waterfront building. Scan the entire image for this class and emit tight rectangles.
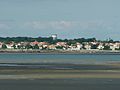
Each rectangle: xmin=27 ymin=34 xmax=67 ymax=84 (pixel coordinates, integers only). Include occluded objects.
xmin=84 ymin=44 xmax=91 ymax=50
xmin=48 ymin=45 xmax=56 ymax=50
xmin=30 ymin=41 xmax=39 ymax=46
xmin=56 ymin=42 xmax=67 ymax=46
xmin=97 ymin=43 xmax=104 ymax=50
xmin=76 ymin=43 xmax=83 ymax=50
xmin=6 ymin=44 xmax=14 ymax=49
xmin=0 ymin=42 xmax=3 ymax=48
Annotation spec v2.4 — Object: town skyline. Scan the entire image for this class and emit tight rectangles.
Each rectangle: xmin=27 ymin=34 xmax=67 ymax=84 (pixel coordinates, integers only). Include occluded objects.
xmin=0 ymin=35 xmax=119 ymax=51
xmin=0 ymin=0 xmax=120 ymax=40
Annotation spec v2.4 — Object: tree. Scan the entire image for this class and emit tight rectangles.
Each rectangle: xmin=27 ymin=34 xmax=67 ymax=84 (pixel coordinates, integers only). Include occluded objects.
xmin=91 ymin=44 xmax=98 ymax=49
xmin=33 ymin=44 xmax=39 ymax=49
xmin=56 ymin=46 xmax=63 ymax=49
xmin=67 ymin=40 xmax=76 ymax=46
xmin=103 ymin=45 xmax=111 ymax=50
xmin=2 ymin=44 xmax=7 ymax=49
xmin=12 ymin=44 xmax=16 ymax=49
xmin=25 ymin=44 xmax=33 ymax=49
xmin=17 ymin=45 xmax=21 ymax=49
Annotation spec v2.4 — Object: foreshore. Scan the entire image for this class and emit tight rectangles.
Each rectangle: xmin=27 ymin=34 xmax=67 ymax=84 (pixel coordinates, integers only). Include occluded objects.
xmin=0 ymin=50 xmax=120 ymax=80
xmin=1 ymin=79 xmax=120 ymax=90
xmin=0 ymin=63 xmax=120 ymax=79
xmin=0 ymin=49 xmax=120 ymax=54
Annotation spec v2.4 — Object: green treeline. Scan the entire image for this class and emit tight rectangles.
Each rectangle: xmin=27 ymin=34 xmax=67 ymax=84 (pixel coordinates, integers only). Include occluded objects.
xmin=0 ymin=37 xmax=116 ymax=44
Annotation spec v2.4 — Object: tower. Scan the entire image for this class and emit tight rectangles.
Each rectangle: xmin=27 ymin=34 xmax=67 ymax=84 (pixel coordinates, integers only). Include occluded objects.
xmin=51 ymin=34 xmax=57 ymax=40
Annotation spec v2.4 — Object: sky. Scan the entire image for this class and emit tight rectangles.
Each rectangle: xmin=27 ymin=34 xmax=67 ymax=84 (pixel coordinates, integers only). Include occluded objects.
xmin=0 ymin=0 xmax=120 ymax=40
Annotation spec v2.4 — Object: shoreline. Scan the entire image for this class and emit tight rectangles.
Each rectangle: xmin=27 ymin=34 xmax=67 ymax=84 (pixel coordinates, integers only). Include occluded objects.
xmin=0 ymin=68 xmax=120 ymax=79
xmin=0 ymin=49 xmax=120 ymax=54
xmin=0 ymin=50 xmax=120 ymax=79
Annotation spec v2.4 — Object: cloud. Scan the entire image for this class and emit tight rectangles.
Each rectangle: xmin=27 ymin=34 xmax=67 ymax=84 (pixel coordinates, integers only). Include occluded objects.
xmin=24 ymin=20 xmax=113 ymax=30
xmin=0 ymin=20 xmax=114 ymax=32
xmin=50 ymin=21 xmax=73 ymax=29
xmin=24 ymin=21 xmax=75 ymax=30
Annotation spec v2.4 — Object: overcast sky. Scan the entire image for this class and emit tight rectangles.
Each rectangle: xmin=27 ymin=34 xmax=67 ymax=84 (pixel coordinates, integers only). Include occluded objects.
xmin=0 ymin=0 xmax=120 ymax=40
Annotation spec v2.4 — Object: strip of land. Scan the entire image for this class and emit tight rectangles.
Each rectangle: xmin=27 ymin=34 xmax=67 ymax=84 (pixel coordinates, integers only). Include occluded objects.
xmin=0 ymin=63 xmax=120 ymax=79
xmin=1 ymin=70 xmax=120 ymax=79
xmin=0 ymin=49 xmax=120 ymax=54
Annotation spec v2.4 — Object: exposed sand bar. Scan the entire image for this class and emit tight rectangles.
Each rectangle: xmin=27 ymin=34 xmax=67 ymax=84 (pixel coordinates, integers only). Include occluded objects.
xmin=0 ymin=68 xmax=120 ymax=79
xmin=1 ymin=72 xmax=120 ymax=79
xmin=0 ymin=63 xmax=120 ymax=79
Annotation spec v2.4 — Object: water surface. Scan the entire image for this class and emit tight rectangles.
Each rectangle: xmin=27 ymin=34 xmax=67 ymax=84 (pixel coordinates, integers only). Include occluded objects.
xmin=0 ymin=53 xmax=120 ymax=64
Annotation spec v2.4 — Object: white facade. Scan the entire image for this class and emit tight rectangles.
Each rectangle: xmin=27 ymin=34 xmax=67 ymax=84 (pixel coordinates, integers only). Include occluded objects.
xmin=6 ymin=44 xmax=14 ymax=49
xmin=97 ymin=44 xmax=104 ymax=50
xmin=76 ymin=43 xmax=83 ymax=50
xmin=84 ymin=44 xmax=91 ymax=50
xmin=110 ymin=43 xmax=120 ymax=50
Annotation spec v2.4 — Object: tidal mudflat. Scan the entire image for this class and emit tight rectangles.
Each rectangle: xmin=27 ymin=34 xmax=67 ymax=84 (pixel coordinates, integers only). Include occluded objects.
xmin=0 ymin=54 xmax=120 ymax=89
xmin=0 ymin=79 xmax=120 ymax=90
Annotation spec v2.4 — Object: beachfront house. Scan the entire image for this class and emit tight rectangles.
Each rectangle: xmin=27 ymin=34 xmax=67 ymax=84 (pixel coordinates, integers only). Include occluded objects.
xmin=48 ymin=45 xmax=56 ymax=50
xmin=84 ymin=44 xmax=91 ymax=50
xmin=97 ymin=43 xmax=104 ymax=50
xmin=109 ymin=43 xmax=120 ymax=51
xmin=6 ymin=44 xmax=14 ymax=49
xmin=0 ymin=42 xmax=3 ymax=49
xmin=76 ymin=43 xmax=83 ymax=50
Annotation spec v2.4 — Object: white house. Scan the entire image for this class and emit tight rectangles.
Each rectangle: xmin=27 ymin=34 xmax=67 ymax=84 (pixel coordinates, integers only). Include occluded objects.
xmin=76 ymin=43 xmax=83 ymax=50
xmin=0 ymin=42 xmax=3 ymax=48
xmin=84 ymin=44 xmax=91 ymax=50
xmin=97 ymin=44 xmax=104 ymax=50
xmin=6 ymin=44 xmax=14 ymax=49
xmin=110 ymin=43 xmax=120 ymax=50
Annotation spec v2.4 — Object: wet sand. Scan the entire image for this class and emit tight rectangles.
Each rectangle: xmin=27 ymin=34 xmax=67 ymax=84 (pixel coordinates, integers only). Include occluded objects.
xmin=0 ymin=53 xmax=120 ymax=89
xmin=0 ymin=79 xmax=120 ymax=90
xmin=0 ymin=63 xmax=120 ymax=89
xmin=0 ymin=63 xmax=120 ymax=70
xmin=0 ymin=63 xmax=120 ymax=79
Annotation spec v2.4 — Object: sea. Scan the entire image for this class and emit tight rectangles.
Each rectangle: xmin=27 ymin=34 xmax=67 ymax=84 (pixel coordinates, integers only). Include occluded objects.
xmin=0 ymin=53 xmax=120 ymax=64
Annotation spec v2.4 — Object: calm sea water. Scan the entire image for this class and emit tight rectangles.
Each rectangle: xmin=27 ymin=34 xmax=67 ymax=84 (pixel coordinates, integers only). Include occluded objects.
xmin=0 ymin=53 xmax=120 ymax=64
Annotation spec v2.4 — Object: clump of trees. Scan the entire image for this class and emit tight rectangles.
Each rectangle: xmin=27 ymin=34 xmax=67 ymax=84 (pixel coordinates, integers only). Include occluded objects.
xmin=103 ymin=45 xmax=111 ymax=50
xmin=2 ymin=44 xmax=7 ymax=49
xmin=0 ymin=37 xmax=97 ymax=44
xmin=0 ymin=37 xmax=118 ymax=45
